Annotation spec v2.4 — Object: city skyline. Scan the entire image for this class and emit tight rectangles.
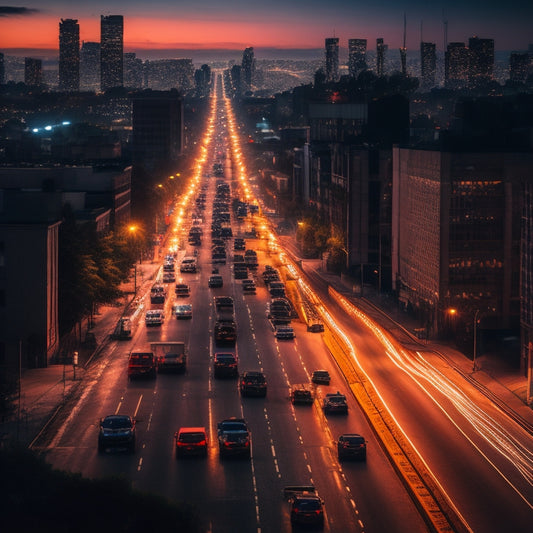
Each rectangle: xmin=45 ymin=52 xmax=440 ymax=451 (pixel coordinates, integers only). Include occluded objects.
xmin=0 ymin=1 xmax=531 ymax=57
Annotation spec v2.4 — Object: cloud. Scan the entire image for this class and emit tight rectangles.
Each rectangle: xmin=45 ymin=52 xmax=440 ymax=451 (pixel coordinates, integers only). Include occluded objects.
xmin=0 ymin=6 xmax=40 ymax=17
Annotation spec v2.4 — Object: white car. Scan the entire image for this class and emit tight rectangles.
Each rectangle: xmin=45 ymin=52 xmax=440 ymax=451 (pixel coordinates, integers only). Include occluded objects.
xmin=145 ymin=309 xmax=164 ymax=326
xmin=174 ymin=303 xmax=193 ymax=319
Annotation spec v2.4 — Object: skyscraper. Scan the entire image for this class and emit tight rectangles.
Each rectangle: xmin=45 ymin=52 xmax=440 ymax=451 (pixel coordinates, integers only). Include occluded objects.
xmin=509 ymin=52 xmax=532 ymax=83
xmin=241 ymin=47 xmax=255 ymax=93
xmin=100 ymin=15 xmax=123 ymax=91
xmin=348 ymin=39 xmax=367 ymax=78
xmin=80 ymin=41 xmax=100 ymax=91
xmin=445 ymin=42 xmax=469 ymax=89
xmin=0 ymin=53 xmax=5 ymax=85
xmin=59 ymin=18 xmax=80 ymax=92
xmin=468 ymin=36 xmax=494 ymax=88
xmin=24 ymin=58 xmax=42 ymax=86
xmin=325 ymin=37 xmax=339 ymax=82
xmin=420 ymin=42 xmax=436 ymax=90
xmin=124 ymin=52 xmax=144 ymax=89
xmin=376 ymin=38 xmax=386 ymax=77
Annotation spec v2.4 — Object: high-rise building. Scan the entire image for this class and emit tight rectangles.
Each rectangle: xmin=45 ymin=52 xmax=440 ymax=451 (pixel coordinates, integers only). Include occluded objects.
xmin=376 ymin=38 xmax=386 ymax=77
xmin=325 ymin=37 xmax=339 ymax=82
xmin=124 ymin=52 xmax=144 ymax=89
xmin=241 ymin=47 xmax=255 ymax=93
xmin=80 ymin=41 xmax=100 ymax=91
xmin=348 ymin=39 xmax=367 ymax=78
xmin=509 ymin=52 xmax=532 ymax=83
xmin=24 ymin=58 xmax=42 ymax=86
xmin=100 ymin=15 xmax=123 ymax=91
xmin=468 ymin=36 xmax=494 ymax=88
xmin=59 ymin=18 xmax=80 ymax=91
xmin=0 ymin=52 xmax=5 ymax=85
xmin=420 ymin=42 xmax=436 ymax=90
xmin=445 ymin=42 xmax=469 ymax=89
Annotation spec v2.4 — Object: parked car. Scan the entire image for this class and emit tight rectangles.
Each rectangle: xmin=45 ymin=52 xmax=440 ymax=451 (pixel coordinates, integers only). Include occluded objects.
xmin=217 ymin=418 xmax=251 ymax=458
xmin=311 ymin=370 xmax=331 ymax=385
xmin=337 ymin=434 xmax=367 ymax=461
xmin=242 ymin=279 xmax=256 ymax=294
xmin=174 ymin=427 xmax=208 ymax=458
xmin=98 ymin=415 xmax=136 ymax=453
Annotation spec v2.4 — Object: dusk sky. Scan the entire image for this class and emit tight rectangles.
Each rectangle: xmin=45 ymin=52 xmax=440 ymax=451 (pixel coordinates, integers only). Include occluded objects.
xmin=1 ymin=1 xmax=531 ymax=55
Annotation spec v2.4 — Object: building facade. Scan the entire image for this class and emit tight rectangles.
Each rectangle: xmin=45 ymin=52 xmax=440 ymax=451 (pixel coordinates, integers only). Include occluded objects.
xmin=348 ymin=39 xmax=367 ymax=78
xmin=24 ymin=58 xmax=42 ymax=86
xmin=325 ymin=37 xmax=339 ymax=82
xmin=468 ymin=36 xmax=494 ymax=88
xmin=80 ymin=41 xmax=100 ymax=91
xmin=420 ymin=41 xmax=436 ymax=91
xmin=392 ymin=147 xmax=529 ymax=351
xmin=100 ymin=15 xmax=123 ymax=91
xmin=59 ymin=18 xmax=80 ymax=92
xmin=241 ymin=47 xmax=255 ymax=93
xmin=445 ymin=42 xmax=469 ymax=89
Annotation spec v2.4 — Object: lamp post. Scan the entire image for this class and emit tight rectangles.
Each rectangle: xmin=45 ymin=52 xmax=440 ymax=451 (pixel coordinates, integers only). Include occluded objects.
xmin=472 ymin=309 xmax=480 ymax=372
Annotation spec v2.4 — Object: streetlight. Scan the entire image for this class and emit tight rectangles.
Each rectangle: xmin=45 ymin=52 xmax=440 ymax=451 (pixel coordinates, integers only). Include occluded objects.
xmin=472 ymin=309 xmax=480 ymax=372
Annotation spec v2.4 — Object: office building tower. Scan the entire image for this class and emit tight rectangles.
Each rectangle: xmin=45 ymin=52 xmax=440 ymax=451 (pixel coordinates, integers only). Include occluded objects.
xmin=468 ymin=36 xmax=494 ymax=88
xmin=376 ymin=38 xmax=386 ymax=76
xmin=100 ymin=15 xmax=123 ymax=91
xmin=509 ymin=52 xmax=532 ymax=83
xmin=124 ymin=52 xmax=144 ymax=89
xmin=445 ymin=42 xmax=469 ymax=89
xmin=24 ymin=58 xmax=42 ymax=86
xmin=325 ymin=37 xmax=339 ymax=82
xmin=0 ymin=52 xmax=5 ymax=85
xmin=348 ymin=39 xmax=367 ymax=78
xmin=420 ymin=42 xmax=436 ymax=90
xmin=59 ymin=18 xmax=80 ymax=91
xmin=80 ymin=41 xmax=100 ymax=91
xmin=241 ymin=47 xmax=255 ymax=92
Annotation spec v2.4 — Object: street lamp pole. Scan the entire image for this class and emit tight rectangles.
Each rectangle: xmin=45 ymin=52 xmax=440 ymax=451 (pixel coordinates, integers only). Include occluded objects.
xmin=472 ymin=309 xmax=480 ymax=372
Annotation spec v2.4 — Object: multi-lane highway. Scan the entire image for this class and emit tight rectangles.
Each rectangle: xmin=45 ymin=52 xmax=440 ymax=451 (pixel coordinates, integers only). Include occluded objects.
xmin=38 ymin=74 xmax=533 ymax=533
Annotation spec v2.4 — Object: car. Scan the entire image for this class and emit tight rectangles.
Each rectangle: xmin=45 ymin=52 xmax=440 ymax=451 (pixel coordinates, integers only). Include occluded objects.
xmin=290 ymin=384 xmax=315 ymax=405
xmin=240 ymin=371 xmax=267 ymax=397
xmin=242 ymin=279 xmax=256 ymax=294
xmin=163 ymin=272 xmax=176 ymax=283
xmin=180 ymin=257 xmax=197 ymax=273
xmin=337 ymin=434 xmax=367 ymax=461
xmin=175 ymin=283 xmax=190 ymax=297
xmin=275 ymin=325 xmax=295 ymax=340
xmin=213 ymin=352 xmax=238 ymax=378
xmin=307 ymin=321 xmax=325 ymax=333
xmin=233 ymin=264 xmax=248 ymax=279
xmin=157 ymin=352 xmax=187 ymax=373
xmin=98 ymin=415 xmax=136 ymax=453
xmin=311 ymin=370 xmax=331 ymax=385
xmin=174 ymin=427 xmax=208 ymax=458
xmin=217 ymin=418 xmax=251 ymax=458
xmin=145 ymin=309 xmax=164 ymax=326
xmin=128 ymin=351 xmax=156 ymax=379
xmin=174 ymin=303 xmax=192 ymax=319
xmin=288 ymin=490 xmax=325 ymax=528
xmin=323 ymin=392 xmax=348 ymax=414
xmin=208 ymin=275 xmax=224 ymax=288
xmin=150 ymin=285 xmax=166 ymax=304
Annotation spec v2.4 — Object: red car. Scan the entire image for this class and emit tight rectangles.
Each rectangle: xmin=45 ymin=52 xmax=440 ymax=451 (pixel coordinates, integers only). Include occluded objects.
xmin=174 ymin=427 xmax=208 ymax=458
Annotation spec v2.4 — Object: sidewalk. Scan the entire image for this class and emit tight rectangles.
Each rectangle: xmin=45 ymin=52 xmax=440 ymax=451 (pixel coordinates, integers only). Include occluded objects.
xmin=0 ymin=259 xmax=162 ymax=449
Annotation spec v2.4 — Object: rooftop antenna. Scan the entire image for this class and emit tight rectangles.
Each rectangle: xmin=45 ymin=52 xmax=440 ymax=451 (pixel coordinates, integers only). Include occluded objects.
xmin=399 ymin=12 xmax=407 ymax=76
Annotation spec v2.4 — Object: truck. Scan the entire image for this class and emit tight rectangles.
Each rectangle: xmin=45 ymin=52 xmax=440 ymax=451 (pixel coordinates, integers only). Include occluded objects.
xmin=150 ymin=342 xmax=187 ymax=374
xmin=127 ymin=350 xmax=157 ymax=380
